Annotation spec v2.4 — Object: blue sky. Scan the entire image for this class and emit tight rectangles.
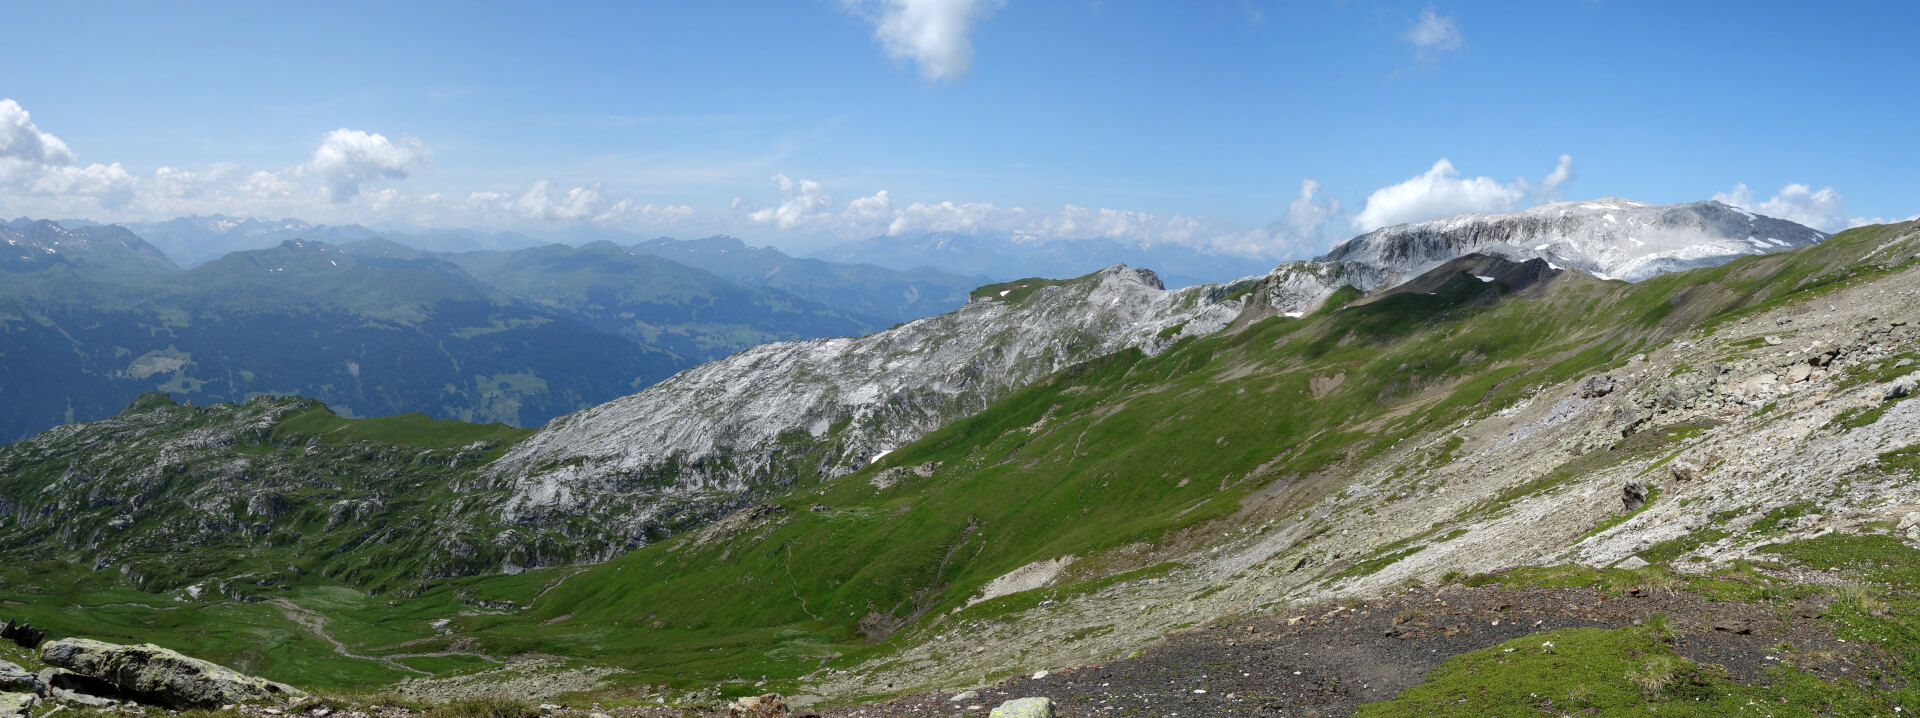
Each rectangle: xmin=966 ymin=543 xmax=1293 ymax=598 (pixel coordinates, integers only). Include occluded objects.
xmin=1 ymin=0 xmax=1914 ymax=258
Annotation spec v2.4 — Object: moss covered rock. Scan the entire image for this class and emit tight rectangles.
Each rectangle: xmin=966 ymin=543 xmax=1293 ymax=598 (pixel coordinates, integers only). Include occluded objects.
xmin=40 ymin=638 xmax=302 ymax=709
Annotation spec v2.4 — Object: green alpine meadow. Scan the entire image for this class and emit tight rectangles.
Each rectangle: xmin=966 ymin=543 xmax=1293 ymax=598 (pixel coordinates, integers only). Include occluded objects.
xmin=6 ymin=3 xmax=1920 ymax=716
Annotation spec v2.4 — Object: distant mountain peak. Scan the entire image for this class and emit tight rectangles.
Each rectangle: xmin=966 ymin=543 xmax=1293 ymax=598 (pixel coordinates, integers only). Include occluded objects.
xmin=0 ymin=218 xmax=179 ymax=274
xmin=1319 ymin=197 xmax=1827 ymax=283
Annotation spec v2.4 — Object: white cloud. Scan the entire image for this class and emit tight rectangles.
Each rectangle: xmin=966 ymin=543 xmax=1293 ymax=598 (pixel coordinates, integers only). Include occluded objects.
xmin=512 ymin=181 xmax=602 ymax=221
xmin=1712 ymin=182 xmax=1850 ymax=232
xmin=889 ymin=200 xmax=1025 ymax=236
xmin=0 ymin=99 xmax=76 ymax=165
xmin=150 ymin=163 xmax=241 ymax=199
xmin=747 ymin=173 xmax=834 ymax=230
xmin=30 ymin=162 xmax=138 ymax=209
xmin=1404 ymin=7 xmax=1463 ymax=64
xmin=1350 ymin=158 xmax=1535 ymax=231
xmin=596 ymin=197 xmax=694 ymax=226
xmin=242 ymin=170 xmax=296 ymax=199
xmin=1539 ymin=154 xmax=1574 ymax=200
xmin=761 ymin=175 xmax=1344 ymax=259
xmin=844 ymin=189 xmax=896 ymax=231
xmin=462 ymin=181 xmax=693 ymax=228
xmin=307 ymin=128 xmax=429 ymax=202
xmin=1284 ymin=178 xmax=1340 ymax=241
xmin=0 ymin=98 xmax=698 ymax=231
xmin=844 ymin=0 xmax=1004 ymax=81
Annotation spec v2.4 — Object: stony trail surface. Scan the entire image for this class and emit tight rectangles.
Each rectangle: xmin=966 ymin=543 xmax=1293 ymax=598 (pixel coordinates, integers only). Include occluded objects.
xmin=812 ymin=583 xmax=1877 ymax=717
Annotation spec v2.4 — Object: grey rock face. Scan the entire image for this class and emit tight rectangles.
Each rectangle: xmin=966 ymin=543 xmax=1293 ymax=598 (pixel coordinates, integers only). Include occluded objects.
xmin=40 ymin=637 xmax=303 ymax=709
xmin=0 ymin=661 xmax=40 ymax=695
xmin=489 ymin=266 xmax=1240 ymax=530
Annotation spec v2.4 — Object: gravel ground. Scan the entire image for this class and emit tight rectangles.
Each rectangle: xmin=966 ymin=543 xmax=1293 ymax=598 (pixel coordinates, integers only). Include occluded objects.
xmin=811 ymin=582 xmax=1886 ymax=717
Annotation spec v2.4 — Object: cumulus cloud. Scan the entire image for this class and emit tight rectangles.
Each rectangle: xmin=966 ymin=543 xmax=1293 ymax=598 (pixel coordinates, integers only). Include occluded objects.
xmin=844 ymin=0 xmax=1004 ymax=81
xmin=0 ymin=99 xmax=77 ymax=165
xmin=1404 ymin=7 xmax=1463 ymax=64
xmin=513 ymin=181 xmax=602 ymax=221
xmin=1284 ymin=178 xmax=1341 ymax=242
xmin=843 ymin=189 xmax=896 ymax=232
xmin=1539 ymin=154 xmax=1574 ymax=201
xmin=889 ymin=200 xmax=1025 ymax=236
xmin=746 ymin=173 xmax=834 ymax=230
xmin=306 ymin=129 xmax=429 ymax=202
xmin=1712 ymin=183 xmax=1850 ymax=232
xmin=32 ymin=162 xmax=137 ymax=209
xmin=1350 ymin=158 xmax=1537 ymax=232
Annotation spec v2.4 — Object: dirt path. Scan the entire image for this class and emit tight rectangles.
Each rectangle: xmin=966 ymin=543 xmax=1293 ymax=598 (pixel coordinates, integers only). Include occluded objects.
xmin=269 ymin=599 xmax=506 ymax=674
xmin=817 ymin=583 xmax=1879 ymax=717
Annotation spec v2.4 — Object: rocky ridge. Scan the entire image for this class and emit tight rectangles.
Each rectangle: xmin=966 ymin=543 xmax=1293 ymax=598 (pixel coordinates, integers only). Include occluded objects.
xmin=1242 ymin=198 xmax=1826 ymax=316
xmin=489 ymin=265 xmax=1241 ymax=525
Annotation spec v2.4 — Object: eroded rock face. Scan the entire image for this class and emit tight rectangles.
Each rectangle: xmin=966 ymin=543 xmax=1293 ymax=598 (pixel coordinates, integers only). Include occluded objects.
xmin=40 ymin=637 xmax=302 ymax=709
xmin=489 ymin=266 xmax=1241 ymax=532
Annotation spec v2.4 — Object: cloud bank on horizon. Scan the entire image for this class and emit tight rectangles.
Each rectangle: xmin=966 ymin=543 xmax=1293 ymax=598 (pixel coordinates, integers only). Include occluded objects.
xmin=2 ymin=2 xmax=1911 ymax=259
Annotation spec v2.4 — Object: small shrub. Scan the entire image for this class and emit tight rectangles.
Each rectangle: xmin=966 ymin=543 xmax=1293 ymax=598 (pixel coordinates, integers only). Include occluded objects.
xmin=1625 ymin=655 xmax=1680 ymax=694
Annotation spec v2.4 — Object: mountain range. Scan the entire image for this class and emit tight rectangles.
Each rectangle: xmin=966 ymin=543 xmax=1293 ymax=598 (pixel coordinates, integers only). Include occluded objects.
xmin=9 ymin=199 xmax=1919 ymax=716
xmin=0 ymin=220 xmax=986 ymax=442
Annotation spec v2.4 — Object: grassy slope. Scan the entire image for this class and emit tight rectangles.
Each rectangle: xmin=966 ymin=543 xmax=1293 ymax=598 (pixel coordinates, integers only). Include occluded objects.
xmin=4 ymin=221 xmax=1916 ymax=699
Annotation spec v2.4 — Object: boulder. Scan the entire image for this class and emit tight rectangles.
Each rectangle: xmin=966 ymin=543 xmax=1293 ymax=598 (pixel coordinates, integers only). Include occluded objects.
xmin=0 ymin=692 xmax=37 ymax=718
xmin=1577 ymin=374 xmax=1620 ymax=399
xmin=0 ymin=662 xmax=40 ymax=696
xmin=40 ymin=637 xmax=303 ymax=709
xmin=1784 ymin=364 xmax=1813 ymax=383
xmin=1622 ymin=482 xmax=1648 ymax=512
xmin=0 ymin=621 xmax=44 ymax=650
xmin=1885 ymin=378 xmax=1916 ymax=400
xmin=990 ymin=697 xmax=1055 ymax=718
xmin=950 ymin=690 xmax=979 ymax=702
xmin=1668 ymin=461 xmax=1700 ymax=482
xmin=727 ymin=693 xmax=789 ymax=717
xmin=1899 ymin=512 xmax=1920 ymax=532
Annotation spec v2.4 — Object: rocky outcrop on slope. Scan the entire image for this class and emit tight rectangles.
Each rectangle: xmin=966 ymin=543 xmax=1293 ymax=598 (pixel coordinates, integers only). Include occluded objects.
xmin=489 ymin=266 xmax=1242 ymax=526
xmin=40 ymin=637 xmax=304 ymax=709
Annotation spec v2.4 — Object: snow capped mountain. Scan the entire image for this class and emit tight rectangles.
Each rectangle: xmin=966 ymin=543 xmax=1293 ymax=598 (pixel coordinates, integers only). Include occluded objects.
xmin=1324 ymin=198 xmax=1824 ymax=284
xmin=0 ymin=220 xmax=179 ymax=274
xmin=487 ymin=265 xmax=1243 ymax=527
xmin=1255 ymin=198 xmax=1827 ymax=315
xmin=128 ymin=215 xmax=379 ymax=268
